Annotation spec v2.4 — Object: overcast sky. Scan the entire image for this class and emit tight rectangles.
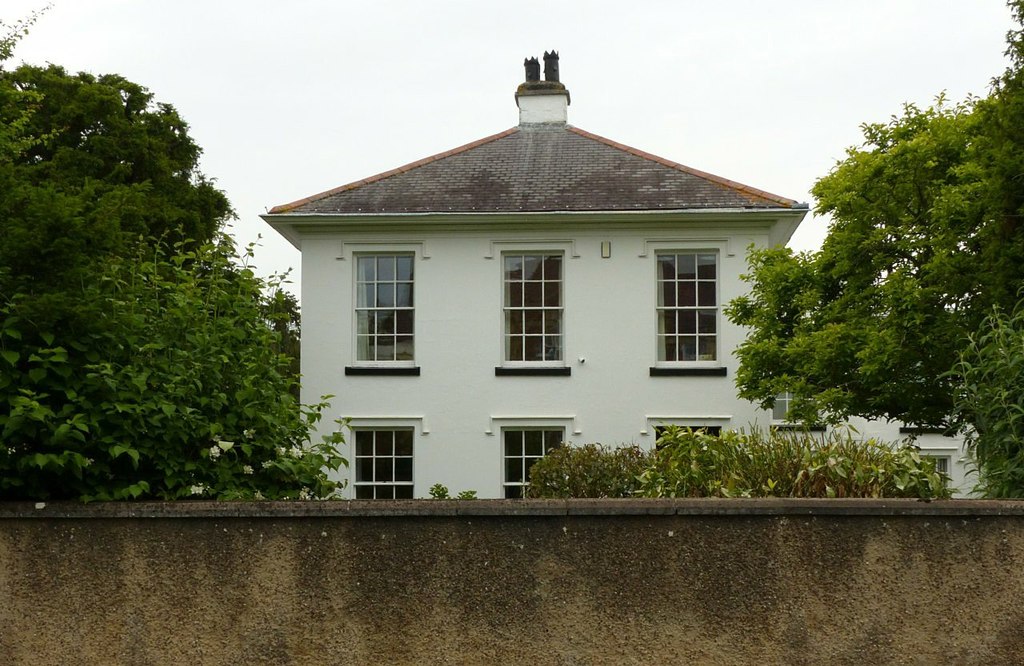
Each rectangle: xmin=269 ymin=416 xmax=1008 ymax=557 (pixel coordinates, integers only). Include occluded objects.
xmin=3 ymin=1 xmax=1016 ymax=295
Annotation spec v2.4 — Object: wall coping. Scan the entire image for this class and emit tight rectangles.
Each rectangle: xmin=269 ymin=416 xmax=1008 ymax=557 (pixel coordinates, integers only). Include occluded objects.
xmin=2 ymin=498 xmax=1024 ymax=519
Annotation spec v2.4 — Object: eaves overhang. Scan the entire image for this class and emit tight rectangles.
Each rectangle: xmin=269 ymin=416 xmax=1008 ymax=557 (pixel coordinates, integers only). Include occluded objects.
xmin=262 ymin=205 xmax=809 ymax=250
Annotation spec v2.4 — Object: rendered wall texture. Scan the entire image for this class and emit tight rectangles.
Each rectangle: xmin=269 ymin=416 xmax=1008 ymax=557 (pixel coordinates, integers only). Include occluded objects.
xmin=1 ymin=499 xmax=1022 ymax=665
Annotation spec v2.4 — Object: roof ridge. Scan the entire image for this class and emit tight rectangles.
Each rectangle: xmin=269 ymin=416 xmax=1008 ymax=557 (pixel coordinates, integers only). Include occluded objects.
xmin=268 ymin=127 xmax=520 ymax=214
xmin=566 ymin=126 xmax=796 ymax=208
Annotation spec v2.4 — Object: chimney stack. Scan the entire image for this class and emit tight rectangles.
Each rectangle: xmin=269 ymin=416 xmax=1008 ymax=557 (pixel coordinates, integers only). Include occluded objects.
xmin=515 ymin=50 xmax=570 ymax=125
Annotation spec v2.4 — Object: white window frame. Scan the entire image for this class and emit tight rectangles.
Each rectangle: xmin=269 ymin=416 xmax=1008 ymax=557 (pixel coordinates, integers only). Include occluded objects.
xmin=500 ymin=251 xmax=565 ymax=367
xmin=352 ymin=252 xmax=416 ymax=367
xmin=352 ymin=428 xmax=415 ymax=499
xmin=653 ymin=249 xmax=720 ymax=368
xmin=501 ymin=426 xmax=564 ymax=498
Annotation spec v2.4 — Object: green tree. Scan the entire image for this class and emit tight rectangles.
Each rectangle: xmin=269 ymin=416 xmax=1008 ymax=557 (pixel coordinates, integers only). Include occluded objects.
xmin=728 ymin=2 xmax=1024 ymax=430
xmin=0 ymin=26 xmax=335 ymax=500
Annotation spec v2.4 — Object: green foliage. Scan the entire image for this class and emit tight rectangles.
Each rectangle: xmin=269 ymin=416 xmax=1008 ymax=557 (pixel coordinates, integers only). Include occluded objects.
xmin=636 ymin=427 xmax=951 ymax=499
xmin=525 ymin=443 xmax=653 ymax=498
xmin=0 ymin=237 xmax=345 ymax=501
xmin=728 ymin=99 xmax=991 ymax=428
xmin=953 ymin=305 xmax=1024 ymax=497
xmin=729 ymin=6 xmax=1024 ymax=430
xmin=427 ymin=484 xmax=477 ymax=500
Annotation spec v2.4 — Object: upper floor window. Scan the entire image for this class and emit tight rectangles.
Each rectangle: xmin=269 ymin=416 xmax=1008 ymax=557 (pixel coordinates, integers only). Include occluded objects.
xmin=503 ymin=253 xmax=562 ymax=362
xmin=656 ymin=252 xmax=717 ymax=362
xmin=356 ymin=254 xmax=414 ymax=362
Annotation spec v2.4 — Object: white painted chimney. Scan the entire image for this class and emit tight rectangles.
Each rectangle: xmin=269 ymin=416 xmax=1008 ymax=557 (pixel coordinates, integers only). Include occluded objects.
xmin=515 ymin=51 xmax=570 ymax=125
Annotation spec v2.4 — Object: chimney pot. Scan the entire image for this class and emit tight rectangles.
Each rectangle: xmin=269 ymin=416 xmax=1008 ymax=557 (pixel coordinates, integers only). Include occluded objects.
xmin=543 ymin=50 xmax=560 ymax=82
xmin=524 ymin=57 xmax=540 ymax=82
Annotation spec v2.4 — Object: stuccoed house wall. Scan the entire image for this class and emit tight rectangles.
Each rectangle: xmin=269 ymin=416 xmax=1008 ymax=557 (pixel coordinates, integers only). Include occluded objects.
xmin=2 ymin=499 xmax=1023 ymax=665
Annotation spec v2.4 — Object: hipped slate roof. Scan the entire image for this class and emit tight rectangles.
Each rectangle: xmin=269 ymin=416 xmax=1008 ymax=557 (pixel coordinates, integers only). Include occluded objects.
xmin=269 ymin=124 xmax=799 ymax=215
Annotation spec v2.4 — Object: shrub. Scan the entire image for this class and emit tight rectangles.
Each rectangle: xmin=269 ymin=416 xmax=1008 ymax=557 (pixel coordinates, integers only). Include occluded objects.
xmin=953 ymin=304 xmax=1024 ymax=497
xmin=637 ymin=426 xmax=951 ymax=499
xmin=525 ymin=443 xmax=653 ymax=498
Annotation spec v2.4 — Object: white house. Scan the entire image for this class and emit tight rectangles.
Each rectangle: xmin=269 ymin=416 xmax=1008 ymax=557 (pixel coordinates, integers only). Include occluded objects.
xmin=263 ymin=53 xmax=968 ymax=498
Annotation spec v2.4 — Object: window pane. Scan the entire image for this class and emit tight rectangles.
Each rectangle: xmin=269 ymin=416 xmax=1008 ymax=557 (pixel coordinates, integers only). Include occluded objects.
xmin=377 ymin=313 xmax=395 ymax=334
xmin=395 ymin=430 xmax=413 ymax=456
xmin=658 ymin=255 xmax=675 ymax=280
xmin=524 ymin=256 xmax=542 ymax=280
xmin=506 ymin=457 xmax=523 ymax=483
xmin=507 ymin=335 xmax=523 ymax=361
xmin=697 ymin=310 xmax=716 ymax=334
xmin=507 ymin=281 xmax=523 ymax=308
xmin=524 ymin=282 xmax=542 ymax=306
xmin=375 ymin=432 xmax=394 ymax=456
xmin=395 ymin=284 xmax=413 ymax=307
xmin=357 ymin=311 xmax=374 ymax=335
xmin=677 ymin=282 xmax=695 ymax=307
xmin=395 ymin=457 xmax=413 ymax=481
xmin=680 ymin=310 xmax=696 ymax=335
xmin=524 ymin=336 xmax=542 ymax=361
xmin=698 ymin=282 xmax=716 ymax=307
xmin=356 ymin=431 xmax=374 ymax=455
xmin=544 ymin=338 xmax=561 ymax=361
xmin=505 ymin=255 xmax=523 ymax=280
xmin=543 ymin=255 xmax=561 ymax=280
xmin=679 ymin=336 xmax=697 ymax=361
xmin=697 ymin=254 xmax=716 ymax=279
xmin=377 ymin=256 xmax=395 ymax=281
xmin=395 ymin=336 xmax=414 ymax=361
xmin=507 ymin=310 xmax=524 ymax=336
xmin=394 ymin=485 xmax=414 ymax=499
xmin=525 ymin=431 xmax=543 ymax=456
xmin=544 ymin=312 xmax=561 ymax=335
xmin=504 ymin=432 xmax=523 ymax=456
xmin=544 ymin=431 xmax=562 ymax=449
xmin=660 ymin=281 xmax=675 ymax=307
xmin=355 ymin=486 xmax=374 ymax=499
xmin=698 ymin=336 xmax=716 ymax=361
xmin=357 ymin=257 xmax=375 ymax=282
xmin=357 ymin=284 xmax=374 ymax=309
xmin=376 ymin=283 xmax=395 ymax=308
xmin=543 ymin=282 xmax=560 ymax=307
xmin=659 ymin=336 xmax=676 ymax=361
xmin=357 ymin=335 xmax=374 ymax=361
xmin=676 ymin=254 xmax=696 ymax=280
xmin=356 ymin=458 xmax=373 ymax=482
xmin=375 ymin=457 xmax=394 ymax=482
xmin=659 ymin=310 xmax=676 ymax=335
xmin=525 ymin=310 xmax=543 ymax=334
xmin=505 ymin=485 xmax=523 ymax=499
xmin=395 ymin=256 xmax=413 ymax=281
xmin=376 ymin=485 xmax=395 ymax=500
xmin=396 ymin=311 xmax=414 ymax=335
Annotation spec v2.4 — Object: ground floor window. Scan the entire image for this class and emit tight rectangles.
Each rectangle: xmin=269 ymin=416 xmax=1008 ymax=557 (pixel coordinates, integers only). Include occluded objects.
xmin=503 ymin=428 xmax=563 ymax=498
xmin=354 ymin=429 xmax=414 ymax=499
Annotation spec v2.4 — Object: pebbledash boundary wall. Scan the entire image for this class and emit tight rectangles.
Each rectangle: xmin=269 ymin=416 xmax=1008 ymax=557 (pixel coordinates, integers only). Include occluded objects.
xmin=2 ymin=498 xmax=1024 ymax=665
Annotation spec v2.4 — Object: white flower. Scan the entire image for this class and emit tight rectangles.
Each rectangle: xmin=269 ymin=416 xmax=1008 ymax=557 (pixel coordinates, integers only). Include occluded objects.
xmin=212 ymin=434 xmax=221 ymax=443
xmin=261 ymin=460 xmax=273 ymax=469
xmin=190 ymin=484 xmax=206 ymax=496
xmin=242 ymin=465 xmax=254 ymax=475
xmin=298 ymin=487 xmax=312 ymax=500
xmin=84 ymin=458 xmax=94 ymax=467
xmin=244 ymin=429 xmax=255 ymax=440
xmin=208 ymin=446 xmax=221 ymax=460
xmin=253 ymin=490 xmax=264 ymax=500
xmin=289 ymin=446 xmax=304 ymax=458
xmin=276 ymin=446 xmax=286 ymax=457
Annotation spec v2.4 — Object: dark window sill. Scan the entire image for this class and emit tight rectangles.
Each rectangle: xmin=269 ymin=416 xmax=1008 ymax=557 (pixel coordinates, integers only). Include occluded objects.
xmin=771 ymin=424 xmax=827 ymax=433
xmin=495 ymin=367 xmax=571 ymax=377
xmin=649 ymin=367 xmax=727 ymax=377
xmin=345 ymin=366 xmax=421 ymax=376
xmin=899 ymin=426 xmax=952 ymax=436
